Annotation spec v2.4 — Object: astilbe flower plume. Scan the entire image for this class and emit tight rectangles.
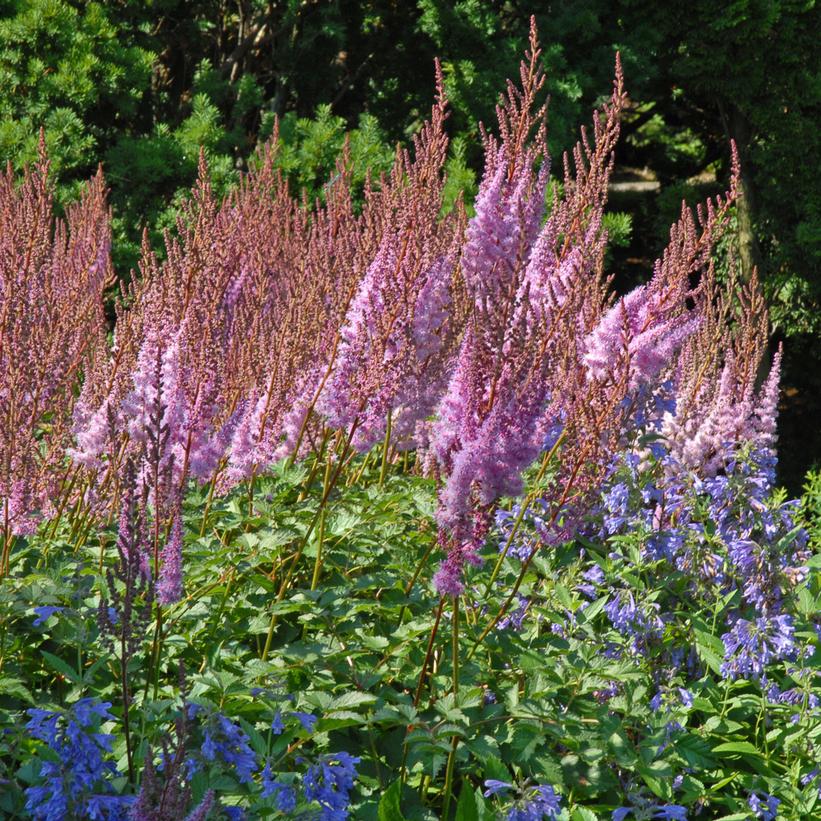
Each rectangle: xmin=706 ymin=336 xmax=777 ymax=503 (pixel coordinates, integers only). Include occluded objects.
xmin=128 ymin=705 xmax=216 ymax=821
xmin=429 ymin=20 xmax=626 ymax=594
xmin=582 ymin=150 xmax=743 ymax=397
xmin=156 ymin=508 xmax=184 ymax=605
xmin=98 ymin=461 xmax=154 ymax=782
xmin=224 ymin=142 xmax=368 ymax=481
xmin=129 ymin=719 xmax=190 ymax=820
xmin=582 ymin=146 xmax=743 ymax=478
xmin=74 ymin=154 xmax=250 ymax=501
xmin=316 ymin=63 xmax=466 ymax=453
xmin=0 ymin=139 xmax=110 ymax=568
xmin=661 ymin=258 xmax=780 ymax=476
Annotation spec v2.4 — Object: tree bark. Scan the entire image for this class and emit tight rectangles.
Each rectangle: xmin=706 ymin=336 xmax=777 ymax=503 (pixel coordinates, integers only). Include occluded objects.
xmin=719 ymin=101 xmax=762 ymax=281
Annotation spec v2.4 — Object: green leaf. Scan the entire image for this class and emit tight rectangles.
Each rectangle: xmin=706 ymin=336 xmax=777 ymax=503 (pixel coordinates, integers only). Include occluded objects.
xmin=481 ymin=755 xmax=510 ymax=783
xmin=329 ymin=692 xmax=377 ymax=711
xmin=40 ymin=650 xmax=80 ymax=683
xmin=572 ymin=808 xmax=599 ymax=821
xmin=673 ymin=734 xmax=718 ymax=769
xmin=575 ymin=595 xmax=608 ymax=625
xmin=711 ymin=741 xmax=762 ymax=757
xmin=693 ymin=627 xmax=724 ymax=675
xmin=378 ymin=780 xmax=406 ymax=821
xmin=455 ymin=783 xmax=479 ymax=821
xmin=0 ymin=677 xmax=34 ymax=703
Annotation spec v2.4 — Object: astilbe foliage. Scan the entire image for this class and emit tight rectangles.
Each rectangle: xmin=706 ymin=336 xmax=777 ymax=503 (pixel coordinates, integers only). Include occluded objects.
xmin=0 ymin=137 xmax=110 ymax=568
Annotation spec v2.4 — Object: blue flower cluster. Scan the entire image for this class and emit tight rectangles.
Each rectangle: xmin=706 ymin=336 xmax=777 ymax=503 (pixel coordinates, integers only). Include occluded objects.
xmin=649 ymin=687 xmax=692 ymax=713
xmin=720 ymin=614 xmax=798 ymax=679
xmin=183 ymin=697 xmax=359 ymax=818
xmin=581 ymin=442 xmax=811 ymax=680
xmin=612 ymin=804 xmax=688 ymax=820
xmin=483 ymin=780 xmax=563 ymax=820
xmin=498 ymin=594 xmax=530 ymax=631
xmin=604 ymin=590 xmax=664 ymax=653
xmin=24 ymin=698 xmax=132 ymax=821
xmin=187 ymin=705 xmax=257 ymax=785
xmin=748 ymin=791 xmax=780 ymax=820
xmin=303 ymin=751 xmax=360 ymax=820
xmin=260 ymin=763 xmax=297 ymax=812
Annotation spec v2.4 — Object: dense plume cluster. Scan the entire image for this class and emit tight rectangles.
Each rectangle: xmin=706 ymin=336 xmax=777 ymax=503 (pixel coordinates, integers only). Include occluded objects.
xmin=0 ymin=139 xmax=110 ymax=565
xmin=0 ymin=20 xmax=785 ymax=612
xmin=5 ymin=23 xmax=817 ymax=821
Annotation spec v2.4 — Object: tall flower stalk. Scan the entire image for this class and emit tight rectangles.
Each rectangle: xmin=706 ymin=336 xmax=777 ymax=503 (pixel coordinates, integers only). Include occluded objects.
xmin=429 ymin=19 xmax=626 ymax=596
xmin=0 ymin=139 xmax=110 ymax=573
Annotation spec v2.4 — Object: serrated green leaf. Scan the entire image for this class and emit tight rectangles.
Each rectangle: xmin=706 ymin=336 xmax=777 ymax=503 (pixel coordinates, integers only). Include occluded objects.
xmin=330 ymin=692 xmax=377 ymax=711
xmin=40 ymin=650 xmax=80 ymax=683
xmin=0 ymin=677 xmax=34 ymax=703
xmin=455 ymin=783 xmax=478 ymax=821
xmin=378 ymin=780 xmax=406 ymax=821
xmin=712 ymin=741 xmax=762 ymax=756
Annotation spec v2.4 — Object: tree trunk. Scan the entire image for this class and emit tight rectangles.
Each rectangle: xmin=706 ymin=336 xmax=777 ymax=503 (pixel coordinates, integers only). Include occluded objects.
xmin=719 ymin=102 xmax=762 ymax=281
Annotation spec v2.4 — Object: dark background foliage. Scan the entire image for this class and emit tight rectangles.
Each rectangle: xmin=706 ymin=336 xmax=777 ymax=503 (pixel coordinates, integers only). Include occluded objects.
xmin=1 ymin=0 xmax=818 ymax=489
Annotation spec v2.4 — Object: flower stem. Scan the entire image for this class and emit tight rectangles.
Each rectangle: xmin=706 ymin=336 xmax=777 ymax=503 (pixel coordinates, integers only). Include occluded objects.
xmin=441 ymin=596 xmax=460 ymax=819
xmin=379 ymin=410 xmax=392 ymax=488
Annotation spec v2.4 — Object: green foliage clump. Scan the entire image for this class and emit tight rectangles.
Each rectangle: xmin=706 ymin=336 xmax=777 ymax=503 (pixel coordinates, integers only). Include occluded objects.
xmin=1 ymin=452 xmax=820 ymax=818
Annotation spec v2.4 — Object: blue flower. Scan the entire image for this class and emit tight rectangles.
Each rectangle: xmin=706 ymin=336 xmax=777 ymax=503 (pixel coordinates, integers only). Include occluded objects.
xmin=498 ymin=595 xmax=529 ymax=631
xmin=614 ymin=804 xmax=688 ymax=821
xmin=652 ymin=804 xmax=688 ymax=820
xmin=271 ymin=710 xmax=285 ymax=734
xmin=507 ymin=785 xmax=562 ymax=820
xmin=197 ymin=712 xmax=259 ymax=784
xmin=748 ymin=792 xmax=780 ymax=820
xmin=261 ymin=762 xmax=297 ymax=812
xmin=32 ymin=606 xmax=64 ymax=627
xmin=303 ymin=752 xmax=360 ymax=820
xmin=483 ymin=780 xmax=513 ymax=797
xmin=485 ymin=781 xmax=561 ymax=820
xmin=801 ymin=768 xmax=820 ymax=786
xmin=650 ymin=687 xmax=693 ymax=713
xmin=604 ymin=590 xmax=664 ymax=652
xmin=291 ymin=711 xmax=317 ymax=732
xmin=721 ymin=615 xmax=797 ymax=679
xmin=24 ymin=699 xmax=132 ymax=821
xmin=602 ymin=482 xmax=630 ymax=535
